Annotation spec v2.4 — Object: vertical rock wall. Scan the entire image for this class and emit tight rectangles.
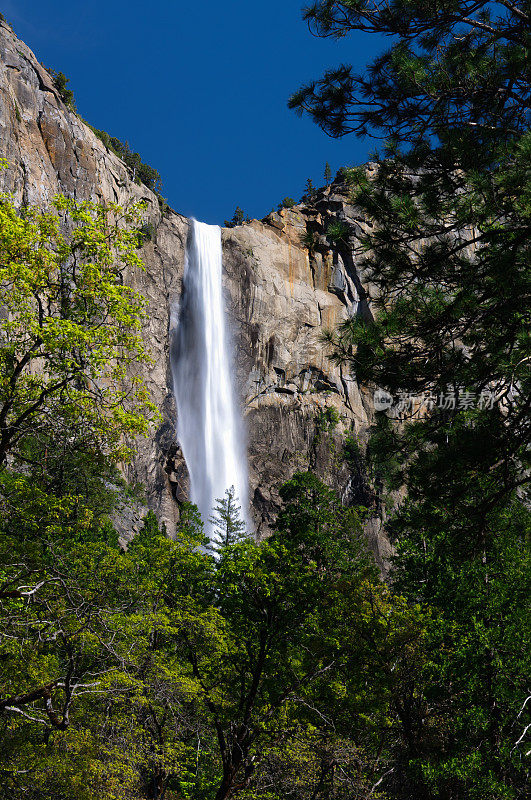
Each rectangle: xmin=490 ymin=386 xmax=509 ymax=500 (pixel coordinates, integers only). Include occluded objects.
xmin=0 ymin=20 xmax=391 ymax=565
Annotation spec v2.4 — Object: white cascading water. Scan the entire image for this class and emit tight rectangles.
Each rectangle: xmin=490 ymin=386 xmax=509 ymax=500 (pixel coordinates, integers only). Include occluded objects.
xmin=171 ymin=219 xmax=249 ymax=539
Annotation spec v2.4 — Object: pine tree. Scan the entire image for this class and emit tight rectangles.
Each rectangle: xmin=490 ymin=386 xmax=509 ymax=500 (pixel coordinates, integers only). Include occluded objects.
xmin=290 ymin=3 xmax=531 ymax=795
xmin=224 ymin=206 xmax=250 ymax=228
xmin=323 ymin=161 xmax=332 ymax=185
xmin=304 ymin=177 xmax=316 ymax=201
xmin=290 ymin=0 xmax=530 ymax=538
xmin=209 ymin=485 xmax=247 ymax=551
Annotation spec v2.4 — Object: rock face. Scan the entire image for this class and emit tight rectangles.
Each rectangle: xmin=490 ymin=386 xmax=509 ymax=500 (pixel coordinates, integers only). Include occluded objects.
xmin=0 ymin=20 xmax=391 ymax=565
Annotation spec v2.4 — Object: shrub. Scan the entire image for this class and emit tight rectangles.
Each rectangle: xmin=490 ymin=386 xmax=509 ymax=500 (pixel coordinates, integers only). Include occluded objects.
xmin=278 ymin=196 xmax=296 ymax=211
xmin=315 ymin=406 xmax=340 ymax=434
xmin=343 ymin=434 xmax=360 ymax=466
xmin=47 ymin=68 xmax=76 ymax=109
xmin=300 ymin=228 xmax=318 ymax=252
xmin=138 ymin=222 xmax=156 ymax=244
xmin=326 ymin=219 xmax=349 ymax=243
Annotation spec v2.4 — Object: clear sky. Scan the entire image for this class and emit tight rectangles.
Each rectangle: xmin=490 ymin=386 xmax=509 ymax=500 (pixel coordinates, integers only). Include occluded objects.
xmin=2 ymin=0 xmax=386 ymax=224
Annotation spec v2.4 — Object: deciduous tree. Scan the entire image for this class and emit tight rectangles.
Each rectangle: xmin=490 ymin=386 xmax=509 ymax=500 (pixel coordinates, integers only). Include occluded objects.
xmin=0 ymin=192 xmax=158 ymax=465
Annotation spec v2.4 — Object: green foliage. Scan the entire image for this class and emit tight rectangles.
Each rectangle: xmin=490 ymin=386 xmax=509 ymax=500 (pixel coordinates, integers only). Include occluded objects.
xmin=315 ymin=405 xmax=340 ymax=434
xmin=0 ymin=193 xmax=158 ymax=465
xmin=343 ymin=433 xmax=360 ymax=465
xmin=224 ymin=205 xmax=250 ymax=227
xmin=300 ymin=227 xmax=318 ymax=252
xmin=197 ymin=472 xmax=386 ymax=799
xmin=47 ymin=68 xmax=76 ymax=109
xmin=137 ymin=508 xmax=163 ymax=540
xmin=303 ymin=177 xmax=317 ymax=201
xmin=326 ymin=218 xmax=349 ymax=242
xmin=3 ymin=5 xmax=529 ymax=795
xmin=0 ymin=475 xmax=213 ymax=800
xmin=87 ymin=125 xmax=163 ymax=193
xmin=292 ymin=2 xmax=531 ymax=796
xmin=388 ymin=500 xmax=531 ymax=799
xmin=290 ymin=2 xmax=529 ymax=151
xmin=277 ymin=196 xmax=296 ymax=211
xmin=208 ymin=485 xmax=247 ymax=551
xmin=324 ymin=161 xmax=332 ymax=185
xmin=3 ymin=463 xmax=434 ymax=800
xmin=138 ymin=220 xmax=156 ymax=244
xmin=156 ymin=193 xmax=170 ymax=214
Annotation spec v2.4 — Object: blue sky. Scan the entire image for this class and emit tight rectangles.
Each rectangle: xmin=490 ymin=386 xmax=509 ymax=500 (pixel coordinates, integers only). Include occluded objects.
xmin=2 ymin=0 xmax=386 ymax=224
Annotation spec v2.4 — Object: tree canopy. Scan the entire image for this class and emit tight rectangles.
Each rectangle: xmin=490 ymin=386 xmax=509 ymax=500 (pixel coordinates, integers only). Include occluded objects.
xmin=290 ymin=1 xmax=531 ymax=796
xmin=0 ymin=192 xmax=158 ymax=465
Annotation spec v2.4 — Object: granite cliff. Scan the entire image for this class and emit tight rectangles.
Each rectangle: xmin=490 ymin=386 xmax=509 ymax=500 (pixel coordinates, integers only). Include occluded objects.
xmin=0 ymin=19 xmax=390 ymax=565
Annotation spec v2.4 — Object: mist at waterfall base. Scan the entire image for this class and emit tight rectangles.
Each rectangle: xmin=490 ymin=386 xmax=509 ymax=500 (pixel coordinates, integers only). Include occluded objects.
xmin=171 ymin=219 xmax=249 ymax=541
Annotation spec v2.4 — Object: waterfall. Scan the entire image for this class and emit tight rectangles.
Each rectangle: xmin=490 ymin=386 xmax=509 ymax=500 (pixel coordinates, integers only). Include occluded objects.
xmin=171 ymin=219 xmax=249 ymax=539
